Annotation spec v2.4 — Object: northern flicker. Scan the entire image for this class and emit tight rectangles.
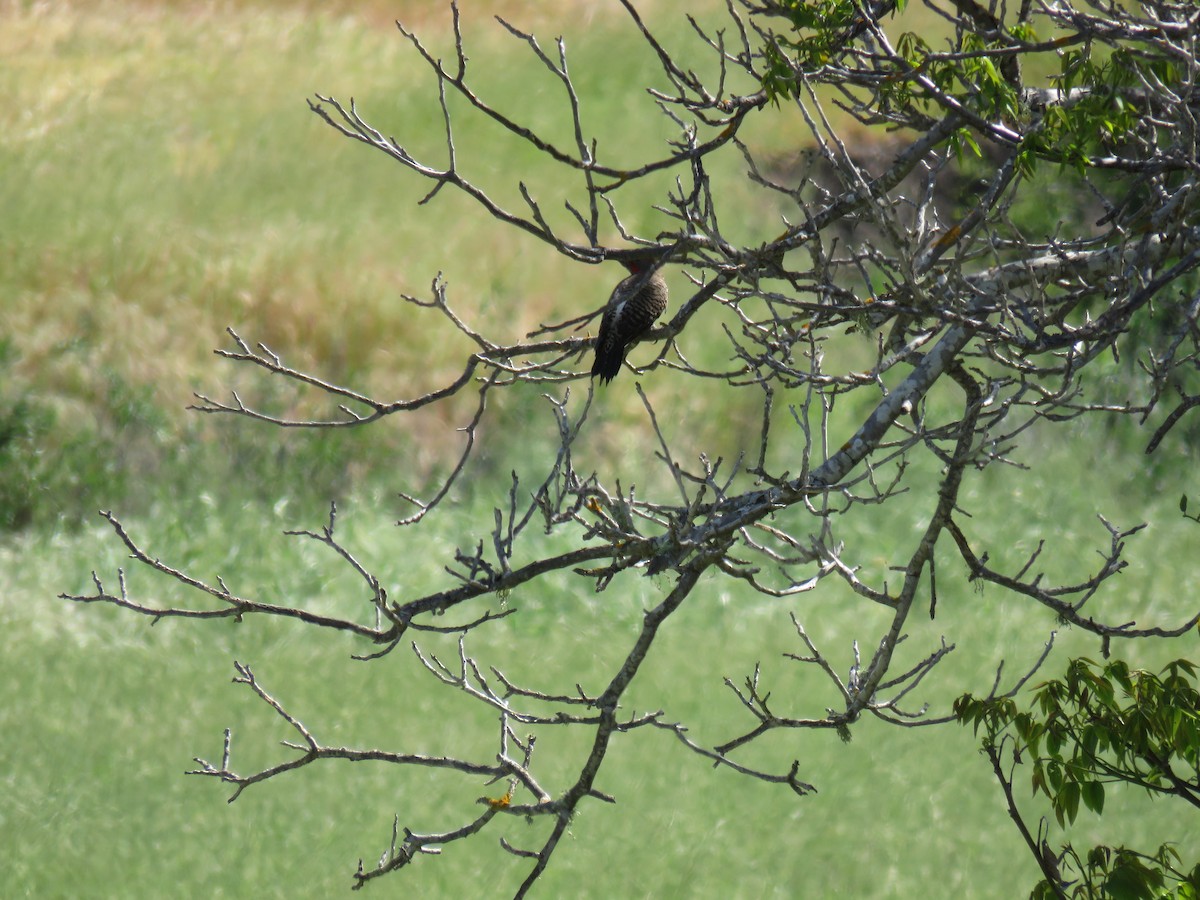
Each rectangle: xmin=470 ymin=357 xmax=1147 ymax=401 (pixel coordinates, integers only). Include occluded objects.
xmin=591 ymin=259 xmax=668 ymax=384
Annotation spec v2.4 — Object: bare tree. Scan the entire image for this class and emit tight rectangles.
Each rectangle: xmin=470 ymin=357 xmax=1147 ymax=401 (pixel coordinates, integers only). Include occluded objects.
xmin=64 ymin=1 xmax=1200 ymax=894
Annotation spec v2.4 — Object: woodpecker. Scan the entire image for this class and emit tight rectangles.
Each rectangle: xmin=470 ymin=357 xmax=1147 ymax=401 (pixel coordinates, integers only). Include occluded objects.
xmin=591 ymin=259 xmax=668 ymax=384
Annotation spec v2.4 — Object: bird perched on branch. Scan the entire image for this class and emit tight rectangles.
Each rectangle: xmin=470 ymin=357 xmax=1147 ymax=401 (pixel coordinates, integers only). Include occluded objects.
xmin=591 ymin=258 xmax=668 ymax=384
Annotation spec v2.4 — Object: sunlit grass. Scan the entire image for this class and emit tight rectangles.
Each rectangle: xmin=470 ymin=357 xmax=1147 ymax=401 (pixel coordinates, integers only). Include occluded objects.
xmin=5 ymin=405 xmax=1198 ymax=897
xmin=1 ymin=0 xmax=822 ymax=534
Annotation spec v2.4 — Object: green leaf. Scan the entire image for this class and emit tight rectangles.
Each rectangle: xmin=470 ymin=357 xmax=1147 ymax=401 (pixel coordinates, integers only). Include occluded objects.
xmin=1080 ymin=724 xmax=1100 ymax=759
xmin=1011 ymin=22 xmax=1038 ymax=42
xmin=1046 ymin=728 xmax=1063 ymax=757
xmin=1081 ymin=780 xmax=1105 ymax=816
xmin=1031 ymin=763 xmax=1047 ymax=798
xmin=787 ymin=5 xmax=820 ymax=29
xmin=1058 ymin=781 xmax=1081 ymax=825
xmin=1101 ymin=871 xmax=1151 ymax=900
xmin=1109 ymin=660 xmax=1133 ymax=693
xmin=1102 ymin=856 xmax=1163 ymax=900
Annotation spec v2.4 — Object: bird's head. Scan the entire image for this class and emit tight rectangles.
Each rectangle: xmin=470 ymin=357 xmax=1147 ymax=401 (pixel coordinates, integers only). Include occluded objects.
xmin=618 ymin=251 xmax=664 ymax=276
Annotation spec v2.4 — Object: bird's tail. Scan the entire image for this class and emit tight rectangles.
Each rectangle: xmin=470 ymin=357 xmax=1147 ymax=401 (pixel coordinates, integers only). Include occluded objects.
xmin=591 ymin=345 xmax=623 ymax=384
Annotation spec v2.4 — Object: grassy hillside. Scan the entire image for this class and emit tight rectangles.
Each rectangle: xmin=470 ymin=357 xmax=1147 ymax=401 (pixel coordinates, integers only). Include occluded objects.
xmin=3 ymin=0 xmax=780 ymax=525
xmin=2 ymin=2 xmax=1197 ymax=898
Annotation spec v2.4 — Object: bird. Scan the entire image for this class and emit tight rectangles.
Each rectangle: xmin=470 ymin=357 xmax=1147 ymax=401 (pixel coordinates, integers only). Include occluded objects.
xmin=591 ymin=258 xmax=668 ymax=384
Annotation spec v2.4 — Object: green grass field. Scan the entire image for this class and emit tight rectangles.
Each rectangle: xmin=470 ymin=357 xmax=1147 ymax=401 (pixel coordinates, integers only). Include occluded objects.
xmin=3 ymin=2 xmax=1198 ymax=897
